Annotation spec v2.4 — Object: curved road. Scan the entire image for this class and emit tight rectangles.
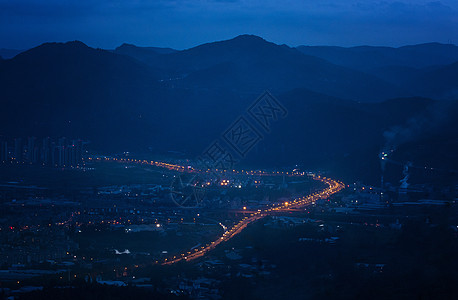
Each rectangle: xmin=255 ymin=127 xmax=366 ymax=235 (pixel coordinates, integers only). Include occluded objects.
xmin=163 ymin=174 xmax=344 ymax=265
xmin=89 ymin=157 xmax=345 ymax=265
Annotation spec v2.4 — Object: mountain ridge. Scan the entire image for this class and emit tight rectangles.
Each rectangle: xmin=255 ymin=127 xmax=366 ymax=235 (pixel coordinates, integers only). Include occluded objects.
xmin=1 ymin=35 xmax=458 ymax=180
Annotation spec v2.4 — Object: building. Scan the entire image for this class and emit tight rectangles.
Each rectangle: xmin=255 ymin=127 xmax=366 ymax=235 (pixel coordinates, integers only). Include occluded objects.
xmin=41 ymin=137 xmax=51 ymax=165
xmin=2 ymin=137 xmax=84 ymax=168
xmin=26 ymin=136 xmax=38 ymax=163
xmin=0 ymin=141 xmax=8 ymax=162
xmin=13 ymin=138 xmax=23 ymax=162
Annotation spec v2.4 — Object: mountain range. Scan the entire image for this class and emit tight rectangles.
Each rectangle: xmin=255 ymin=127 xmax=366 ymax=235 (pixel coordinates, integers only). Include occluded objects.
xmin=0 ymin=48 xmax=24 ymax=60
xmin=1 ymin=35 xmax=458 ymax=183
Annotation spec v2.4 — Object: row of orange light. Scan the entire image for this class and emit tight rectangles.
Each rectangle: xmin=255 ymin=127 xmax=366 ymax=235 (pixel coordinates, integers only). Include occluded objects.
xmin=89 ymin=157 xmax=314 ymax=178
xmin=88 ymin=156 xmax=344 ymax=265
xmin=161 ymin=175 xmax=344 ymax=265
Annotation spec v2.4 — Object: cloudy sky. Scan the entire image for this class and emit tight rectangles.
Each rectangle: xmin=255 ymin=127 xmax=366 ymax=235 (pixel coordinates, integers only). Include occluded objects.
xmin=0 ymin=0 xmax=457 ymax=49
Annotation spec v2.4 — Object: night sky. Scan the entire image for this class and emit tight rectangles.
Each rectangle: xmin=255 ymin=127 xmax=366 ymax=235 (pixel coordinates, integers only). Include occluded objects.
xmin=0 ymin=0 xmax=457 ymax=50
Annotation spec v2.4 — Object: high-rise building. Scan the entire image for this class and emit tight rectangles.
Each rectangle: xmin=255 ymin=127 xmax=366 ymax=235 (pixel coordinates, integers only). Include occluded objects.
xmin=41 ymin=137 xmax=51 ymax=165
xmin=6 ymin=136 xmax=84 ymax=167
xmin=27 ymin=136 xmax=37 ymax=163
xmin=58 ymin=137 xmax=66 ymax=167
xmin=73 ymin=139 xmax=84 ymax=166
xmin=51 ymin=141 xmax=58 ymax=167
xmin=13 ymin=138 xmax=23 ymax=162
xmin=0 ymin=141 xmax=8 ymax=162
xmin=65 ymin=145 xmax=74 ymax=167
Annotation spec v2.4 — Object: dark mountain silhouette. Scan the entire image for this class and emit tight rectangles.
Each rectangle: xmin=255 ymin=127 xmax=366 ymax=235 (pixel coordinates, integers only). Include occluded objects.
xmin=117 ymin=35 xmax=402 ymax=101
xmin=0 ymin=41 xmax=161 ymax=150
xmin=0 ymin=48 xmax=24 ymax=59
xmin=116 ymin=44 xmax=177 ymax=55
xmin=0 ymin=40 xmax=253 ymax=152
xmin=414 ymin=61 xmax=458 ymax=99
xmin=296 ymin=43 xmax=458 ymax=99
xmin=246 ymin=89 xmax=449 ymax=181
xmin=369 ymin=61 xmax=458 ymax=100
xmin=1 ymin=36 xmax=458 ymax=181
xmin=113 ymin=43 xmax=177 ymax=65
xmin=296 ymin=43 xmax=458 ymax=71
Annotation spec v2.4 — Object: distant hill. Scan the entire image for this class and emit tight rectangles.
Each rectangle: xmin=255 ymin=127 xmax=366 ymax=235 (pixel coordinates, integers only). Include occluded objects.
xmin=113 ymin=43 xmax=177 ymax=65
xmin=296 ymin=43 xmax=458 ymax=71
xmin=0 ymin=41 xmax=161 ymax=150
xmin=246 ymin=89 xmax=450 ymax=182
xmin=415 ymin=61 xmax=458 ymax=99
xmin=296 ymin=43 xmax=458 ymax=100
xmin=188 ymin=90 xmax=457 ymax=184
xmin=0 ymin=48 xmax=24 ymax=59
xmin=147 ymin=35 xmax=403 ymax=101
xmin=1 ymin=36 xmax=458 ymax=182
xmin=117 ymin=44 xmax=178 ymax=55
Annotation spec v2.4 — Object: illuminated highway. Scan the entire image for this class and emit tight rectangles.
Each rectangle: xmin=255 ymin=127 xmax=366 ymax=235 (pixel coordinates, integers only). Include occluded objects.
xmin=162 ymin=174 xmax=344 ymax=265
xmin=88 ymin=156 xmax=345 ymax=265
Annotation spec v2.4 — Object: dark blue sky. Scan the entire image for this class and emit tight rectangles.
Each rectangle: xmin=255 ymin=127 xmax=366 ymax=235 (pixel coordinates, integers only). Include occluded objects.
xmin=1 ymin=0 xmax=457 ymax=50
